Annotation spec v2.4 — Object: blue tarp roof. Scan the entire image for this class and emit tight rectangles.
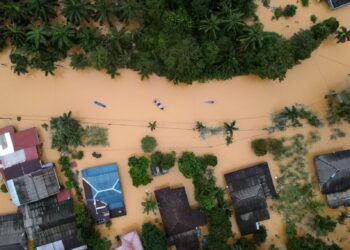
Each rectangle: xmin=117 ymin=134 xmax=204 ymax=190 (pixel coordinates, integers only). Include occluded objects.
xmin=82 ymin=163 xmax=124 ymax=210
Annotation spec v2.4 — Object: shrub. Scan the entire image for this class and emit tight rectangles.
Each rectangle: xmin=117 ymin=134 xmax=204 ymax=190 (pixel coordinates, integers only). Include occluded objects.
xmin=287 ymin=233 xmax=341 ymax=250
xmin=178 ymin=152 xmax=202 ymax=178
xmin=253 ymin=225 xmax=267 ymax=245
xmin=72 ymin=150 xmax=84 ymax=160
xmin=106 ymin=220 xmax=112 ymax=229
xmin=311 ymin=15 xmax=317 ymax=24
xmin=92 ymin=152 xmax=102 ymax=158
xmin=273 ymin=7 xmax=283 ymax=20
xmin=309 ymin=214 xmax=337 ymax=236
xmin=142 ymin=196 xmax=158 ymax=215
xmin=141 ymin=136 xmax=157 ymax=153
xmin=301 ymin=0 xmax=309 ymax=7
xmin=0 ymin=184 xmax=8 ymax=193
xmin=311 ymin=17 xmax=339 ymax=41
xmin=266 ymin=138 xmax=286 ymax=158
xmin=128 ymin=156 xmax=152 ymax=187
xmin=325 ymin=89 xmax=350 ymax=125
xmin=141 ymin=223 xmax=167 ymax=250
xmin=199 ymin=154 xmax=218 ymax=168
xmin=283 ymin=5 xmax=297 ymax=17
xmin=160 ymin=151 xmax=176 ymax=170
xmin=84 ymin=126 xmax=109 ymax=146
xmin=290 ymin=30 xmax=320 ymax=61
xmin=251 ymin=139 xmax=267 ymax=156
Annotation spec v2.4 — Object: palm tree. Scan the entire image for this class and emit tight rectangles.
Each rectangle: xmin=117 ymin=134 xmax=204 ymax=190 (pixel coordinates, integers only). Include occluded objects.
xmin=26 ymin=0 xmax=58 ymax=22
xmin=77 ymin=27 xmax=103 ymax=52
xmin=148 ymin=121 xmax=157 ymax=131
xmin=224 ymin=120 xmax=238 ymax=145
xmin=26 ymin=25 xmax=50 ymax=50
xmin=142 ymin=195 xmax=158 ymax=215
xmin=222 ymin=9 xmax=244 ymax=36
xmin=61 ymin=0 xmax=94 ymax=26
xmin=0 ymin=1 xmax=28 ymax=24
xmin=199 ymin=14 xmax=222 ymax=39
xmin=5 ymin=25 xmax=26 ymax=47
xmin=336 ymin=26 xmax=350 ymax=43
xmin=239 ymin=22 xmax=265 ymax=50
xmin=51 ymin=24 xmax=76 ymax=51
xmin=116 ymin=0 xmax=143 ymax=24
xmin=105 ymin=27 xmax=131 ymax=54
xmin=93 ymin=0 xmax=117 ymax=26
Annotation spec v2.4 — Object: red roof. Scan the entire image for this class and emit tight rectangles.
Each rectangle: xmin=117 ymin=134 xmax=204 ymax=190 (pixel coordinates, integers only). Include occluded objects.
xmin=24 ymin=147 xmax=39 ymax=161
xmin=0 ymin=126 xmax=15 ymax=135
xmin=11 ymin=128 xmax=40 ymax=151
xmin=56 ymin=189 xmax=71 ymax=202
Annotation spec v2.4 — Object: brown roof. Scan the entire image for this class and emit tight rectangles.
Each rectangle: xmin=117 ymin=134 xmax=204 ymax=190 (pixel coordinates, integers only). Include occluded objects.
xmin=155 ymin=187 xmax=207 ymax=236
xmin=3 ymin=159 xmax=42 ymax=181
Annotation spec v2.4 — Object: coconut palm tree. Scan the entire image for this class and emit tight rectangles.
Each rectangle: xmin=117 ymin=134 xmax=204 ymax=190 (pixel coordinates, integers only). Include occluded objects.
xmin=26 ymin=0 xmax=58 ymax=22
xmin=105 ymin=27 xmax=132 ymax=54
xmin=224 ymin=120 xmax=238 ymax=145
xmin=239 ymin=22 xmax=265 ymax=50
xmin=142 ymin=195 xmax=158 ymax=215
xmin=148 ymin=121 xmax=157 ymax=131
xmin=0 ymin=1 xmax=28 ymax=24
xmin=61 ymin=0 xmax=94 ymax=26
xmin=77 ymin=27 xmax=103 ymax=52
xmin=336 ymin=26 xmax=350 ymax=43
xmin=5 ymin=25 xmax=26 ymax=47
xmin=117 ymin=0 xmax=143 ymax=23
xmin=26 ymin=25 xmax=50 ymax=50
xmin=222 ymin=9 xmax=244 ymax=36
xmin=199 ymin=14 xmax=222 ymax=39
xmin=93 ymin=0 xmax=117 ymax=26
xmin=51 ymin=24 xmax=76 ymax=52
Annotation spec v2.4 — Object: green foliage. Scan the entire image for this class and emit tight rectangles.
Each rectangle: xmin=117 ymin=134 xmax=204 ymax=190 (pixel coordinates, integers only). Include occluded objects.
xmin=92 ymin=152 xmax=102 ymax=158
xmin=16 ymin=116 xmax=22 ymax=122
xmin=0 ymin=184 xmax=8 ymax=193
xmin=74 ymin=204 xmax=112 ymax=250
xmin=50 ymin=111 xmax=84 ymax=153
xmin=84 ymin=126 xmax=109 ymax=146
xmin=301 ymin=0 xmax=309 ymax=7
xmin=336 ymin=26 xmax=350 ymax=43
xmin=269 ymin=244 xmax=280 ymax=250
xmin=273 ymin=7 xmax=283 ymax=21
xmin=27 ymin=0 xmax=58 ymax=21
xmin=325 ymin=88 xmax=350 ymax=125
xmin=72 ymin=150 xmax=84 ymax=160
xmin=10 ymin=51 xmax=29 ymax=75
xmin=309 ymin=214 xmax=337 ymax=236
xmin=70 ymin=53 xmax=89 ymax=70
xmin=178 ymin=152 xmax=201 ymax=178
xmin=62 ymin=0 xmax=93 ymax=26
xmin=287 ymin=234 xmax=341 ymax=250
xmin=128 ymin=156 xmax=152 ymax=187
xmin=142 ymin=195 xmax=158 ymax=215
xmin=290 ymin=30 xmax=320 ymax=61
xmin=199 ymin=154 xmax=218 ymax=168
xmin=251 ymin=139 xmax=267 ymax=156
xmin=337 ymin=211 xmax=348 ymax=224
xmin=271 ymin=105 xmax=323 ymax=131
xmin=58 ymin=156 xmax=83 ymax=200
xmin=330 ymin=128 xmax=346 ymax=140
xmin=311 ymin=15 xmax=317 ymax=24
xmin=141 ymin=223 xmax=167 ymax=250
xmin=160 ymin=151 xmax=176 ymax=170
xmin=253 ymin=225 xmax=267 ymax=245
xmin=283 ymin=5 xmax=297 ymax=17
xmin=105 ymin=220 xmax=112 ymax=230
xmin=232 ymin=238 xmax=256 ymax=250
xmin=51 ymin=24 xmax=76 ymax=52
xmin=41 ymin=123 xmax=49 ymax=131
xmin=148 ymin=121 xmax=157 ymax=131
xmin=311 ymin=17 xmax=339 ymax=41
xmin=141 ymin=135 xmax=157 ymax=153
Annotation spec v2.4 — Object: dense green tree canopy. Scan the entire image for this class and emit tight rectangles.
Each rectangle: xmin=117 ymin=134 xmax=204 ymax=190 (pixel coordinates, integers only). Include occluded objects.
xmin=141 ymin=223 xmax=167 ymax=250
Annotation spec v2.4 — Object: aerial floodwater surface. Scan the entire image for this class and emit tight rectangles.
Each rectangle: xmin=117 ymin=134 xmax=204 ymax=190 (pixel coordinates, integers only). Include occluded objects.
xmin=0 ymin=0 xmax=350 ymax=249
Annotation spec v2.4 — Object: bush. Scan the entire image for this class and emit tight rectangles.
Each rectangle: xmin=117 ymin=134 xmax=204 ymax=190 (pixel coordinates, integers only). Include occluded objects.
xmin=106 ymin=220 xmax=112 ymax=229
xmin=287 ymin=233 xmax=341 ymax=250
xmin=178 ymin=152 xmax=202 ymax=178
xmin=72 ymin=150 xmax=84 ymax=160
xmin=283 ymin=5 xmax=297 ymax=17
xmin=92 ymin=152 xmax=102 ymax=158
xmin=266 ymin=138 xmax=286 ymax=158
xmin=84 ymin=126 xmax=109 ymax=146
xmin=311 ymin=17 xmax=339 ymax=40
xmin=309 ymin=214 xmax=337 ymax=236
xmin=290 ymin=30 xmax=320 ymax=61
xmin=0 ymin=184 xmax=8 ymax=193
xmin=141 ymin=136 xmax=157 ymax=153
xmin=160 ymin=151 xmax=176 ymax=170
xmin=301 ymin=0 xmax=309 ymax=7
xmin=141 ymin=223 xmax=167 ymax=250
xmin=128 ymin=156 xmax=152 ymax=187
xmin=253 ymin=225 xmax=267 ymax=245
xmin=251 ymin=139 xmax=267 ymax=156
xmin=274 ymin=7 xmax=283 ymax=20
xmin=311 ymin=15 xmax=317 ymax=24
xmin=199 ymin=154 xmax=218 ymax=168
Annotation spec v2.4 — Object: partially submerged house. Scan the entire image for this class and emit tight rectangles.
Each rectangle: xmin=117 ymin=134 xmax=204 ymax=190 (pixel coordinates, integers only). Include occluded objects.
xmin=82 ymin=163 xmax=126 ymax=224
xmin=155 ymin=187 xmax=207 ymax=250
xmin=224 ymin=162 xmax=277 ymax=236
xmin=328 ymin=0 xmax=350 ymax=9
xmin=20 ymin=191 xmax=87 ymax=250
xmin=314 ymin=149 xmax=350 ymax=208
xmin=115 ymin=231 xmax=143 ymax=250
xmin=0 ymin=214 xmax=26 ymax=250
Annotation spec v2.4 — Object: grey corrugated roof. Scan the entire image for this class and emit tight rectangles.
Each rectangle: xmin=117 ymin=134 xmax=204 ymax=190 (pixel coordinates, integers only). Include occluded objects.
xmin=0 ymin=214 xmax=26 ymax=250
xmin=326 ymin=191 xmax=350 ymax=208
xmin=314 ymin=150 xmax=350 ymax=194
xmin=12 ymin=167 xmax=60 ymax=205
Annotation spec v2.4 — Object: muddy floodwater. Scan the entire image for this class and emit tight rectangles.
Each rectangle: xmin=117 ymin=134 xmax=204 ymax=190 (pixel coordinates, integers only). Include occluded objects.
xmin=1 ymin=1 xmax=350 ymax=249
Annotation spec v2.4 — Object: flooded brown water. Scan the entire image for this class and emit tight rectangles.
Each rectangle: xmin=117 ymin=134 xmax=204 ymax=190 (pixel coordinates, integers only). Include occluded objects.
xmin=0 ymin=1 xmax=350 ymax=249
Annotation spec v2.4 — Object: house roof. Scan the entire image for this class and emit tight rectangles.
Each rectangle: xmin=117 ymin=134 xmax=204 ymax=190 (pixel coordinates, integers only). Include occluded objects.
xmin=0 ymin=126 xmax=15 ymax=135
xmin=82 ymin=163 xmax=126 ymax=223
xmin=155 ymin=187 xmax=207 ymax=237
xmin=224 ymin=162 xmax=276 ymax=235
xmin=314 ymin=150 xmax=350 ymax=195
xmin=7 ymin=167 xmax=60 ymax=206
xmin=328 ymin=0 xmax=350 ymax=9
xmin=0 ymin=214 xmax=26 ymax=250
xmin=0 ymin=147 xmax=38 ymax=169
xmin=3 ymin=159 xmax=42 ymax=181
xmin=10 ymin=127 xmax=40 ymax=151
xmin=116 ymin=231 xmax=144 ymax=250
xmin=20 ymin=195 xmax=85 ymax=249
